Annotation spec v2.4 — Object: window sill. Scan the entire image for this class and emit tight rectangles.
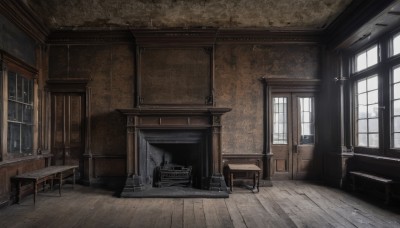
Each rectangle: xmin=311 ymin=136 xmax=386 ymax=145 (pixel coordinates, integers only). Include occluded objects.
xmin=0 ymin=153 xmax=52 ymax=167
xmin=354 ymin=153 xmax=400 ymax=163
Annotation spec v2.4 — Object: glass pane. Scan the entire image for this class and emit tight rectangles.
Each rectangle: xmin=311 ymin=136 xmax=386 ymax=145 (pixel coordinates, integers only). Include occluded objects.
xmin=394 ymin=133 xmax=400 ymax=148
xmin=8 ymin=72 xmax=16 ymax=100
xmin=299 ymin=97 xmax=314 ymax=145
xmin=273 ymin=97 xmax=287 ymax=144
xmin=8 ymin=123 xmax=20 ymax=153
xmin=273 ymin=123 xmax=278 ymax=133
xmin=358 ymin=119 xmax=367 ymax=133
xmin=367 ymin=46 xmax=378 ymax=67
xmin=368 ymin=118 xmax=379 ymax=132
xmin=394 ymin=117 xmax=400 ymax=132
xmin=23 ymin=105 xmax=33 ymax=124
xmin=367 ymin=90 xmax=378 ymax=104
xmin=394 ymin=33 xmax=400 ymax=56
xmin=21 ymin=125 xmax=33 ymax=153
xmin=8 ymin=101 xmax=17 ymax=121
xmin=356 ymin=52 xmax=366 ymax=71
xmin=394 ymin=66 xmax=400 ymax=83
xmin=358 ymin=105 xmax=367 ymax=118
xmin=28 ymin=79 xmax=33 ymax=104
xmin=394 ymin=83 xmax=400 ymax=99
xmin=303 ymin=112 xmax=310 ymax=122
xmin=358 ymin=134 xmax=367 ymax=147
xmin=367 ymin=76 xmax=378 ymax=91
xmin=358 ymin=93 xmax=367 ymax=105
xmin=23 ymin=77 xmax=29 ymax=103
xmin=358 ymin=79 xmax=366 ymax=93
xmin=16 ymin=103 xmax=22 ymax=122
xmin=369 ymin=134 xmax=379 ymax=147
xmin=17 ymin=75 xmax=23 ymax=102
xmin=368 ymin=104 xmax=379 ymax=118
xmin=394 ymin=100 xmax=400 ymax=116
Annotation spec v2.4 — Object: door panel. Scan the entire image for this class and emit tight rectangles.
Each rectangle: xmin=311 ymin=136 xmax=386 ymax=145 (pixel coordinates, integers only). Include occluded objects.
xmin=51 ymin=93 xmax=85 ymax=177
xmin=271 ymin=94 xmax=292 ymax=180
xmin=271 ymin=93 xmax=319 ymax=180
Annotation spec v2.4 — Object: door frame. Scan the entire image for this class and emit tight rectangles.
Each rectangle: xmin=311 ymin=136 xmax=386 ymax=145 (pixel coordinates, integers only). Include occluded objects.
xmin=46 ymin=79 xmax=92 ymax=184
xmin=261 ymin=78 xmax=320 ymax=181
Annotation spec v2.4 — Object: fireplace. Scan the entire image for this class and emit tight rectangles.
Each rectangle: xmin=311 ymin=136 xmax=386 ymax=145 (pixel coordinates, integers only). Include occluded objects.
xmin=139 ymin=129 xmax=208 ymax=189
xmin=118 ymin=107 xmax=231 ymax=197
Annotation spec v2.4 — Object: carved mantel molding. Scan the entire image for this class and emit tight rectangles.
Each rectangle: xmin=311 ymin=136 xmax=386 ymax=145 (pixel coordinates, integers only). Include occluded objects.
xmin=117 ymin=107 xmax=231 ymax=193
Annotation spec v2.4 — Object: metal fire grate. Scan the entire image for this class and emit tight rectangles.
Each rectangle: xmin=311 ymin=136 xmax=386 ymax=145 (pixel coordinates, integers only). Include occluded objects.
xmin=155 ymin=164 xmax=192 ymax=187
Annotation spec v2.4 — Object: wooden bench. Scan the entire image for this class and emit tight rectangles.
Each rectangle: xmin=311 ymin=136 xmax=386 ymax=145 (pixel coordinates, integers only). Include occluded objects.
xmin=349 ymin=171 xmax=395 ymax=204
xmin=12 ymin=165 xmax=78 ymax=205
xmin=227 ymin=164 xmax=261 ymax=193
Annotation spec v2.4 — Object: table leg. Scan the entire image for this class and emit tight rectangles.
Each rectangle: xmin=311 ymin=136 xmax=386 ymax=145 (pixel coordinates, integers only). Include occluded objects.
xmin=34 ymin=181 xmax=37 ymax=205
xmin=59 ymin=172 xmax=62 ymax=196
xmin=230 ymin=172 xmax=233 ymax=192
xmin=73 ymin=168 xmax=75 ymax=189
xmin=253 ymin=172 xmax=256 ymax=189
xmin=257 ymin=171 xmax=260 ymax=192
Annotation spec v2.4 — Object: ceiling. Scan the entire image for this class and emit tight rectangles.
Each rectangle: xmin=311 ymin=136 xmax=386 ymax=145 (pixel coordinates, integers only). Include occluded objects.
xmin=26 ymin=0 xmax=353 ymax=30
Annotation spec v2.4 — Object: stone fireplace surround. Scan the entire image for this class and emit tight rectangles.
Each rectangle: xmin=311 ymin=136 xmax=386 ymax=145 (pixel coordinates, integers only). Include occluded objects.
xmin=118 ymin=107 xmax=231 ymax=197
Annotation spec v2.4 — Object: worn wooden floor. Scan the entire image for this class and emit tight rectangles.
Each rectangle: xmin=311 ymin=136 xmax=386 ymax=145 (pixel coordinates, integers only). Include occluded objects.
xmin=0 ymin=181 xmax=399 ymax=228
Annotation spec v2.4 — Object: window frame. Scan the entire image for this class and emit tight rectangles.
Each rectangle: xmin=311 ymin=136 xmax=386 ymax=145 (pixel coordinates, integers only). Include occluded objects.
xmin=349 ymin=29 xmax=400 ymax=158
xmin=1 ymin=52 xmax=38 ymax=161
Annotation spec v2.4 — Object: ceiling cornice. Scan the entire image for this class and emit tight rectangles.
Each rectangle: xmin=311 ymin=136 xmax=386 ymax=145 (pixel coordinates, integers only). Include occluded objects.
xmin=216 ymin=29 xmax=322 ymax=44
xmin=0 ymin=0 xmax=49 ymax=43
xmin=47 ymin=29 xmax=133 ymax=45
xmin=46 ymin=28 xmax=323 ymax=45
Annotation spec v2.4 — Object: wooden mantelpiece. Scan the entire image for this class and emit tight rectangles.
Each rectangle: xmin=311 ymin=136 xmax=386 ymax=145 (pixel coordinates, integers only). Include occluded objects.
xmin=117 ymin=107 xmax=231 ymax=194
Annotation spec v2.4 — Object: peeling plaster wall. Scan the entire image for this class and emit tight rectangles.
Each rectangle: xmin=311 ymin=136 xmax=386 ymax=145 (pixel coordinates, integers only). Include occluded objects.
xmin=48 ymin=44 xmax=134 ymax=156
xmin=215 ymin=44 xmax=320 ymax=154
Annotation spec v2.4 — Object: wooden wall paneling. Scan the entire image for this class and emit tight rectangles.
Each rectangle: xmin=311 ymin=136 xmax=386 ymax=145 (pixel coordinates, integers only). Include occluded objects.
xmin=46 ymin=79 xmax=91 ymax=183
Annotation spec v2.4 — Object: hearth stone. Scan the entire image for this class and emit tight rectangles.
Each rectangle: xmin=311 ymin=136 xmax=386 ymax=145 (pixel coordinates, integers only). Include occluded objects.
xmin=208 ymin=174 xmax=228 ymax=192
xmin=120 ymin=175 xmax=144 ymax=197
xmin=120 ymin=185 xmax=229 ymax=198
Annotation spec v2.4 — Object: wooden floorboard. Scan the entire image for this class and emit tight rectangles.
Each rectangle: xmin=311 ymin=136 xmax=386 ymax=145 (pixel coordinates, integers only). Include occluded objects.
xmin=0 ymin=181 xmax=399 ymax=228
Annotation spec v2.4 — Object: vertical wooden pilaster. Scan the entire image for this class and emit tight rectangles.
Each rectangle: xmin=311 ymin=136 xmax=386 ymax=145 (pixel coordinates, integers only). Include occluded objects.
xmin=126 ymin=115 xmax=138 ymax=176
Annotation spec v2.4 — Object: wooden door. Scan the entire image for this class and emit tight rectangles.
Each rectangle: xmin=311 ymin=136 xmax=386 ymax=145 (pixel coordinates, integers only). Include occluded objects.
xmin=51 ymin=93 xmax=85 ymax=178
xmin=271 ymin=93 xmax=319 ymax=180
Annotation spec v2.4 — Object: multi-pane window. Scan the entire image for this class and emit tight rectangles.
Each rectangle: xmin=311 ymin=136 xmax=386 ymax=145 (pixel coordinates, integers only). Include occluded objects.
xmin=355 ymin=75 xmax=379 ymax=148
xmin=392 ymin=66 xmax=400 ymax=148
xmin=299 ymin=97 xmax=315 ymax=144
xmin=355 ymin=45 xmax=378 ymax=72
xmin=7 ymin=71 xmax=33 ymax=154
xmin=273 ymin=97 xmax=287 ymax=144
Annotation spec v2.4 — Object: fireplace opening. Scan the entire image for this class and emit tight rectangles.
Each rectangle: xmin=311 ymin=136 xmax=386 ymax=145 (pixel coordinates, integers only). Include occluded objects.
xmin=139 ymin=130 xmax=210 ymax=190
xmin=148 ymin=143 xmax=202 ymax=188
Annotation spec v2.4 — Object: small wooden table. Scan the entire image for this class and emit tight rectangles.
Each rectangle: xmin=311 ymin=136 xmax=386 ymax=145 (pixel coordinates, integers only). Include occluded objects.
xmin=227 ymin=164 xmax=261 ymax=193
xmin=12 ymin=165 xmax=78 ymax=205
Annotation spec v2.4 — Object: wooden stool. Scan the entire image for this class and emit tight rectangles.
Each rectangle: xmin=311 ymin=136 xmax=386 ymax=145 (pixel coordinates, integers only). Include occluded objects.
xmin=227 ymin=164 xmax=261 ymax=193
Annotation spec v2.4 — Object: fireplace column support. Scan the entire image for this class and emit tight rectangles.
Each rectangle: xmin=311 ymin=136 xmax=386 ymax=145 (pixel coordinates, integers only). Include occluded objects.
xmin=209 ymin=112 xmax=228 ymax=191
xmin=121 ymin=115 xmax=144 ymax=196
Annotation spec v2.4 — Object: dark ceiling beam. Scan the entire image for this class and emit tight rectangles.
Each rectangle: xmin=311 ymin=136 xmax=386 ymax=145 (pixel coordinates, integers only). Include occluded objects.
xmin=325 ymin=0 xmax=399 ymax=51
